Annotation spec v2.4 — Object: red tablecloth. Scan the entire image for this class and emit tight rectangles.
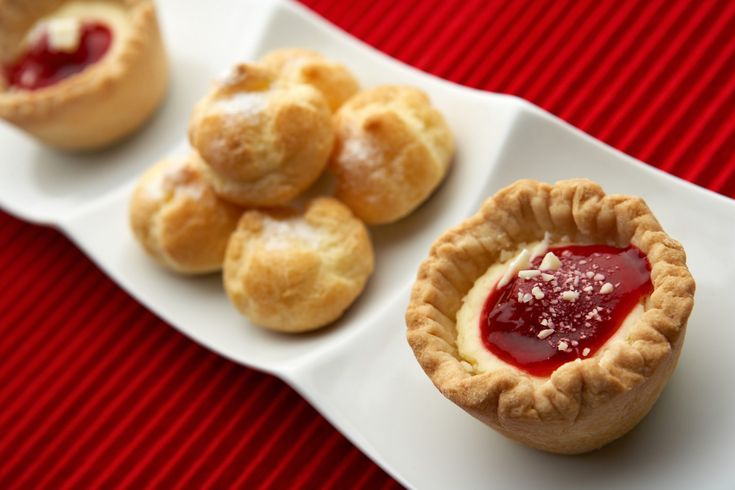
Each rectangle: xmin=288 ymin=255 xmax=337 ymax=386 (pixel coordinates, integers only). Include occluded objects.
xmin=1 ymin=0 xmax=733 ymax=487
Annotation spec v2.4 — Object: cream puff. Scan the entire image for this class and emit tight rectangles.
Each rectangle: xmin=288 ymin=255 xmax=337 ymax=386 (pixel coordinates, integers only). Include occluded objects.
xmin=259 ymin=47 xmax=359 ymax=112
xmin=189 ymin=63 xmax=334 ymax=207
xmin=329 ymin=85 xmax=454 ymax=225
xmin=129 ymin=153 xmax=243 ymax=274
xmin=224 ymin=197 xmax=374 ymax=332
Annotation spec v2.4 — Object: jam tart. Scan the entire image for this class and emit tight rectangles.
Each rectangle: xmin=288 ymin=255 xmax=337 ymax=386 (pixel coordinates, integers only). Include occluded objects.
xmin=0 ymin=0 xmax=168 ymax=150
xmin=406 ymin=179 xmax=695 ymax=454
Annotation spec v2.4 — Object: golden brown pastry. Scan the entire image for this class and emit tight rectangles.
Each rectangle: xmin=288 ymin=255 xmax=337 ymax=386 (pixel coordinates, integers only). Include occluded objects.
xmin=259 ymin=47 xmax=359 ymax=112
xmin=329 ymin=85 xmax=454 ymax=225
xmin=129 ymin=153 xmax=243 ymax=274
xmin=224 ymin=197 xmax=374 ymax=333
xmin=0 ymin=0 xmax=168 ymax=150
xmin=189 ymin=62 xmax=334 ymax=207
xmin=406 ymin=179 xmax=695 ymax=454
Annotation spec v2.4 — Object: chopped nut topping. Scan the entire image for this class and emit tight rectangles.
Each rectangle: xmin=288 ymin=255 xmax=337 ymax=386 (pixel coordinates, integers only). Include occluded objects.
xmin=561 ymin=290 xmax=579 ymax=302
xmin=582 ymin=347 xmax=591 ymax=356
xmin=537 ymin=328 xmax=555 ymax=340
xmin=531 ymin=286 xmax=545 ymax=300
xmin=541 ymin=273 xmax=555 ymax=282
xmin=594 ymin=273 xmax=606 ymax=281
xmin=498 ymin=249 xmax=531 ymax=288
xmin=540 ymin=252 xmax=562 ymax=271
xmin=600 ymin=282 xmax=614 ymax=294
xmin=530 ymin=232 xmax=551 ymax=260
xmin=47 ymin=18 xmax=82 ymax=53
xmin=518 ymin=269 xmax=541 ymax=279
xmin=557 ymin=340 xmax=569 ymax=351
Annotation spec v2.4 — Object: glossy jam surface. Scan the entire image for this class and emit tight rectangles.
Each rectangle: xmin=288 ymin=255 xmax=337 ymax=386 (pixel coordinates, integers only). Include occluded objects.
xmin=480 ymin=245 xmax=652 ymax=377
xmin=3 ymin=22 xmax=112 ymax=90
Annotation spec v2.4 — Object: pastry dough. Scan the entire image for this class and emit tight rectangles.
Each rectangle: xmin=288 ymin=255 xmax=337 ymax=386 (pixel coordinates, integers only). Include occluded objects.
xmin=224 ymin=197 xmax=374 ymax=332
xmin=329 ymin=85 xmax=454 ymax=225
xmin=129 ymin=153 xmax=243 ymax=274
xmin=0 ymin=0 xmax=168 ymax=150
xmin=260 ymin=47 xmax=359 ymax=112
xmin=406 ymin=179 xmax=695 ymax=454
xmin=189 ymin=63 xmax=334 ymax=207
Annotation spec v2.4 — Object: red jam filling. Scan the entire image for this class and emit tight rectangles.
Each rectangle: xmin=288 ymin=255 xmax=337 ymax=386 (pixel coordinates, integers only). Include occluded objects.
xmin=480 ymin=245 xmax=652 ymax=377
xmin=3 ymin=22 xmax=112 ymax=90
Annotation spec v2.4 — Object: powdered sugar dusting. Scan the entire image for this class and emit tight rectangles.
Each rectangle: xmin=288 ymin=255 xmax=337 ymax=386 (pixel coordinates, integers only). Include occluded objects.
xmin=262 ymin=217 xmax=322 ymax=250
xmin=145 ymin=159 xmax=185 ymax=201
xmin=340 ymin=133 xmax=379 ymax=165
xmin=216 ymin=92 xmax=267 ymax=120
xmin=144 ymin=173 xmax=166 ymax=201
xmin=148 ymin=159 xmax=208 ymax=202
xmin=282 ymin=56 xmax=311 ymax=73
xmin=175 ymin=181 xmax=207 ymax=200
xmin=218 ymin=64 xmax=248 ymax=86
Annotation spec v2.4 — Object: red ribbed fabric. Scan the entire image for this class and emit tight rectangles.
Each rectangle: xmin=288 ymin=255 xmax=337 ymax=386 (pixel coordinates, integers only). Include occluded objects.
xmin=1 ymin=0 xmax=733 ymax=487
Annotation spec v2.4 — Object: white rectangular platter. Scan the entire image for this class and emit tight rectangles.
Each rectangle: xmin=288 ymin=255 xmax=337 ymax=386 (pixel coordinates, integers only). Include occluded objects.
xmin=1 ymin=1 xmax=734 ymax=488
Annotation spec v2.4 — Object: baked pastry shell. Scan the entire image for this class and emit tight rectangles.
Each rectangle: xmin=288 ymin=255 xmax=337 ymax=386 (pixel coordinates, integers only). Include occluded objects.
xmin=405 ymin=179 xmax=695 ymax=454
xmin=0 ymin=0 xmax=169 ymax=150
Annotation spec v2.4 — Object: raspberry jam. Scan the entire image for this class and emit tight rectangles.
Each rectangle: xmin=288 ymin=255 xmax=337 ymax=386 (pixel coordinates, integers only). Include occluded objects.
xmin=480 ymin=245 xmax=652 ymax=377
xmin=3 ymin=22 xmax=112 ymax=91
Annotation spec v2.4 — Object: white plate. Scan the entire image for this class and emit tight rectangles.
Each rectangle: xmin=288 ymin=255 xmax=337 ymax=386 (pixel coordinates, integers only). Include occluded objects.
xmin=2 ymin=1 xmax=735 ymax=488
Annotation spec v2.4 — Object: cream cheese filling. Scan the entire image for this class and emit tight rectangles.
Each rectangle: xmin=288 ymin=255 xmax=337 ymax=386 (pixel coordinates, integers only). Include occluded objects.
xmin=456 ymin=242 xmax=646 ymax=378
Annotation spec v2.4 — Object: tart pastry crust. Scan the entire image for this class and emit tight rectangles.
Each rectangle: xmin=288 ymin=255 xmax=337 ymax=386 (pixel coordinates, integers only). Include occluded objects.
xmin=0 ymin=0 xmax=169 ymax=150
xmin=329 ymin=85 xmax=454 ymax=225
xmin=406 ymin=179 xmax=695 ymax=454
xmin=129 ymin=153 xmax=243 ymax=274
xmin=224 ymin=197 xmax=374 ymax=333
xmin=189 ymin=63 xmax=334 ymax=207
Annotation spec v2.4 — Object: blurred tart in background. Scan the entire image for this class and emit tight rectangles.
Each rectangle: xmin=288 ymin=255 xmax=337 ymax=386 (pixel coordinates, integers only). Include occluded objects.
xmin=0 ymin=0 xmax=169 ymax=150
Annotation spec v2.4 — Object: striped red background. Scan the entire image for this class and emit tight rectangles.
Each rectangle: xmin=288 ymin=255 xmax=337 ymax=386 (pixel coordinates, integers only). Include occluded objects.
xmin=1 ymin=0 xmax=733 ymax=487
